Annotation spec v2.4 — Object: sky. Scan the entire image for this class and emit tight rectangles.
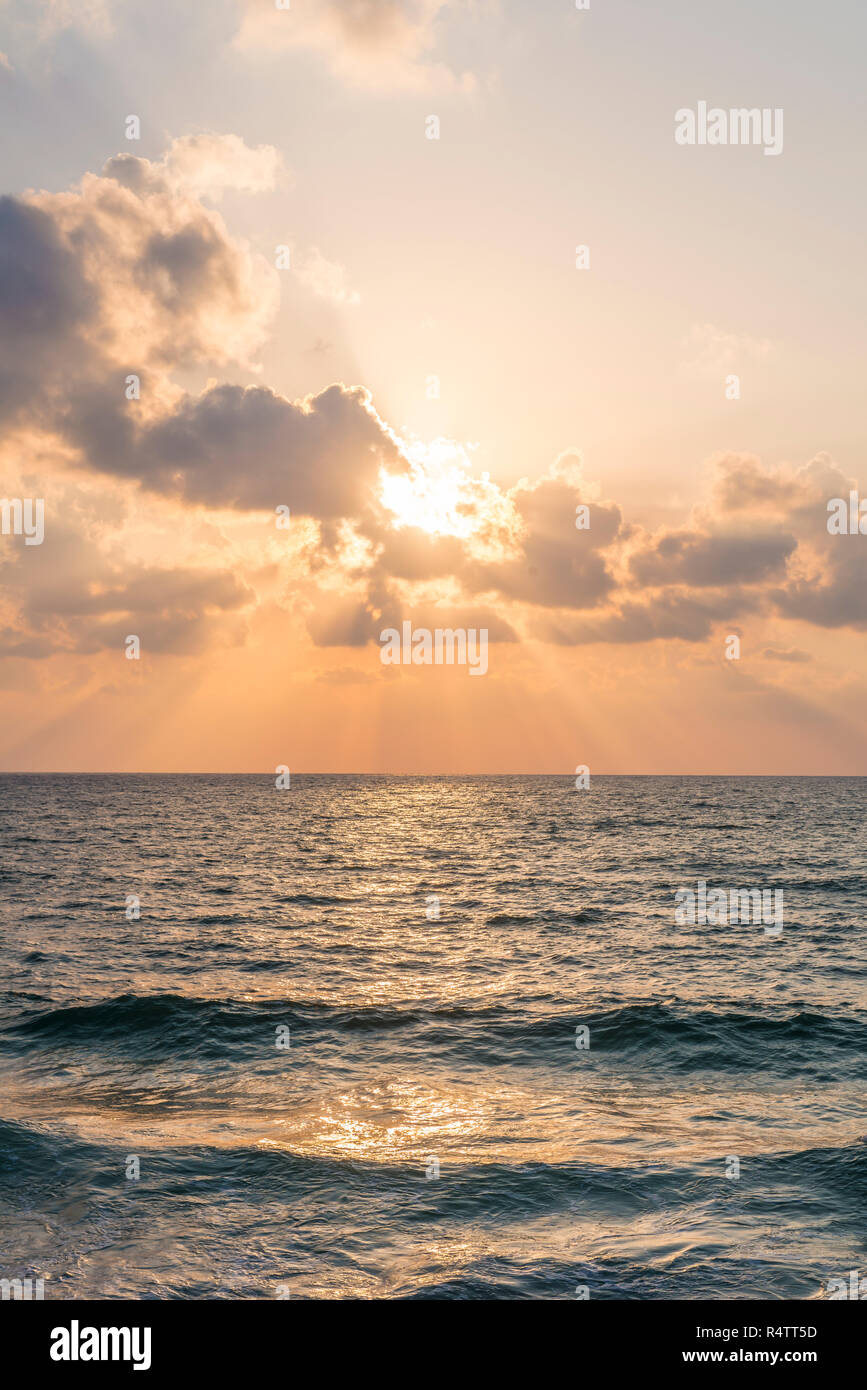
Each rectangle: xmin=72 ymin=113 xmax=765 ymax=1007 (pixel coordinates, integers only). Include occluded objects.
xmin=0 ymin=0 xmax=865 ymax=772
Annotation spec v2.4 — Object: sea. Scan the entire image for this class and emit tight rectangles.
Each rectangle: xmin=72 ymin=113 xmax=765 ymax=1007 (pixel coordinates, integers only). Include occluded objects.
xmin=0 ymin=774 xmax=864 ymax=1300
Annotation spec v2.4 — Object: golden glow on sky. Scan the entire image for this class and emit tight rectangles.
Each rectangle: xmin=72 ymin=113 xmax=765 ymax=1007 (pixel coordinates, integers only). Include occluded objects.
xmin=0 ymin=0 xmax=865 ymax=773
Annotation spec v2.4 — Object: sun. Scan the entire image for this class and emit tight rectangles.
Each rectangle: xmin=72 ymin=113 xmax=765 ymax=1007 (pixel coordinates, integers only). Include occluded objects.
xmin=379 ymin=438 xmax=478 ymax=537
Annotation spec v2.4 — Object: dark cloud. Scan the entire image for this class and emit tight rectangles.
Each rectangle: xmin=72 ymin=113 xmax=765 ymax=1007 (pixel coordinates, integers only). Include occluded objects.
xmin=61 ymin=380 xmax=403 ymax=519
xmin=628 ymin=528 xmax=797 ymax=588
xmin=773 ymin=559 xmax=867 ymax=630
xmin=0 ymin=196 xmax=94 ymax=422
xmin=0 ymin=153 xmax=404 ymax=524
xmin=0 ymin=523 xmax=253 ymax=658
xmin=465 ymin=478 xmax=622 ymax=610
xmin=2 ymin=150 xmax=863 ymax=663
xmin=363 ymin=474 xmax=624 ymax=614
xmin=537 ymin=590 xmax=759 ymax=646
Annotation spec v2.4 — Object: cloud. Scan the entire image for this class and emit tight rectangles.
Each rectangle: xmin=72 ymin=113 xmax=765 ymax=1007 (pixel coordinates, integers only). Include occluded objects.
xmin=464 ymin=474 xmax=623 ymax=610
xmin=627 ymin=528 xmax=797 ymax=588
xmin=0 ymin=195 xmax=96 ymax=421
xmin=682 ymin=322 xmax=771 ymax=376
xmin=2 ymin=139 xmax=864 ymax=670
xmin=234 ymin=0 xmax=475 ymax=90
xmin=773 ymin=556 xmax=867 ymax=631
xmin=296 ymin=248 xmax=360 ymax=306
xmin=0 ymin=139 xmax=280 ymax=440
xmin=306 ymin=594 xmax=379 ymax=648
xmin=708 ymin=453 xmax=793 ymax=513
xmin=536 ymin=590 xmax=759 ymax=647
xmin=597 ymin=453 xmax=867 ymax=641
xmin=0 ymin=520 xmax=253 ymax=658
xmin=0 ymin=141 xmax=404 ymax=526
xmin=306 ymin=591 xmax=518 ymax=648
xmin=368 ymin=525 xmax=467 ymax=580
xmin=304 ymin=445 xmax=867 ymax=652
xmin=367 ymin=452 xmax=624 ymax=613
xmin=156 ymin=132 xmax=285 ymax=201
xmin=64 ymin=381 xmax=405 ymax=520
xmin=760 ymin=456 xmax=867 ymax=631
xmin=27 ymin=0 xmax=114 ymax=38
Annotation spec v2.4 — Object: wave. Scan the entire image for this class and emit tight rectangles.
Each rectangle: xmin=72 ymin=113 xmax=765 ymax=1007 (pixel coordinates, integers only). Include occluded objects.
xmin=2 ymin=1113 xmax=862 ymax=1211
xmin=3 ymin=995 xmax=865 ymax=1075
xmin=485 ymin=907 xmax=607 ymax=926
xmin=779 ymin=876 xmax=867 ymax=893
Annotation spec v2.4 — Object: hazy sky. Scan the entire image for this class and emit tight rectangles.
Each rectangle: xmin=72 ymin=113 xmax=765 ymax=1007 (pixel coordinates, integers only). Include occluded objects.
xmin=1 ymin=0 xmax=865 ymax=772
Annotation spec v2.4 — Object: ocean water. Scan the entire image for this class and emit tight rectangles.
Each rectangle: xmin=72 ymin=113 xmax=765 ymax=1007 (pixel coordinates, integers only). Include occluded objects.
xmin=0 ymin=774 xmax=864 ymax=1301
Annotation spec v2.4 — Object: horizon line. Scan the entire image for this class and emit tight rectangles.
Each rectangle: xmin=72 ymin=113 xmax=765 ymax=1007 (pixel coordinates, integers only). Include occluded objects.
xmin=1 ymin=771 xmax=866 ymax=779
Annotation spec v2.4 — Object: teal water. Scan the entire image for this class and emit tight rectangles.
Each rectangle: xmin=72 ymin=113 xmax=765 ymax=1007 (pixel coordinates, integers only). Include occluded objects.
xmin=0 ymin=775 xmax=864 ymax=1299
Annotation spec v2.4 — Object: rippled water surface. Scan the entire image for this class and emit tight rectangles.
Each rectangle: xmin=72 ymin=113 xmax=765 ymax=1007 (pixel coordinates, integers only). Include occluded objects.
xmin=0 ymin=775 xmax=864 ymax=1299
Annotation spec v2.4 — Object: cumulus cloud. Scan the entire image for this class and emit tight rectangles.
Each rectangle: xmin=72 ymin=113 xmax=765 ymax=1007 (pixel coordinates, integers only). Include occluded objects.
xmin=302 ymin=445 xmax=867 ymax=651
xmin=62 ymin=381 xmax=404 ymax=519
xmin=0 ymin=196 xmax=96 ymax=421
xmin=774 ymin=555 xmax=867 ymax=630
xmin=0 ymin=141 xmax=404 ymax=528
xmin=735 ymin=454 xmax=867 ymax=631
xmin=51 ymin=153 xmax=278 ymax=370
xmin=2 ymin=138 xmax=863 ymax=669
xmin=365 ymin=450 xmax=623 ymax=614
xmin=0 ymin=138 xmax=280 ymax=441
xmin=156 ymin=132 xmax=285 ymax=201
xmin=464 ymin=474 xmax=623 ymax=610
xmin=706 ymin=455 xmax=790 ymax=514
xmin=615 ymin=453 xmax=867 ymax=639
